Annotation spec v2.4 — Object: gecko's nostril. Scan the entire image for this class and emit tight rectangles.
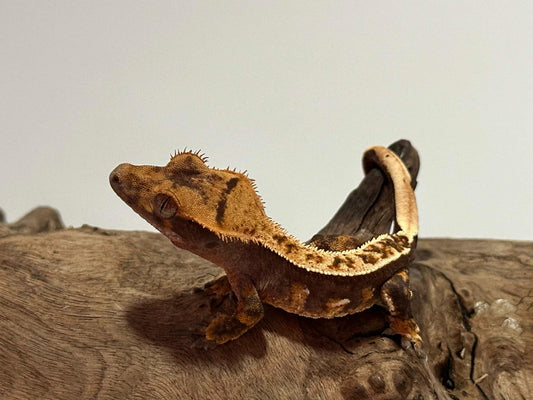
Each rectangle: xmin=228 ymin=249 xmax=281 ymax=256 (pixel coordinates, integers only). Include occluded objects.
xmin=109 ymin=165 xmax=127 ymax=189
xmin=109 ymin=171 xmax=121 ymax=188
xmin=110 ymin=163 xmax=136 ymax=194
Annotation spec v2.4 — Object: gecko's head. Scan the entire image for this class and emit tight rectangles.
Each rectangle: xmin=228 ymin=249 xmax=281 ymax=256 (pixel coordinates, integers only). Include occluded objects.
xmin=109 ymin=151 xmax=267 ymax=245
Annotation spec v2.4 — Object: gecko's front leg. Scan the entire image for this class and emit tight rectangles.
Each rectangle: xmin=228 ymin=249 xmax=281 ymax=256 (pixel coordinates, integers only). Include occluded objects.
xmin=205 ymin=274 xmax=264 ymax=344
xmin=201 ymin=274 xmax=233 ymax=296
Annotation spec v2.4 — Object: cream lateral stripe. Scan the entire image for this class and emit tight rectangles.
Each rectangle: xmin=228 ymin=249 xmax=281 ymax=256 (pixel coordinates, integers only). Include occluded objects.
xmin=259 ymin=225 xmax=413 ymax=276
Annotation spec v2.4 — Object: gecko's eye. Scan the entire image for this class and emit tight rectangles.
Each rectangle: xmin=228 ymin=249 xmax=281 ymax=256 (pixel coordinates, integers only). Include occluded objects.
xmin=154 ymin=193 xmax=178 ymax=219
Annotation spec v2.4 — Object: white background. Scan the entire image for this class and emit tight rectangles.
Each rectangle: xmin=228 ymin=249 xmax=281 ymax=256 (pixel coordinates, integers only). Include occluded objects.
xmin=2 ymin=2 xmax=532 ymax=241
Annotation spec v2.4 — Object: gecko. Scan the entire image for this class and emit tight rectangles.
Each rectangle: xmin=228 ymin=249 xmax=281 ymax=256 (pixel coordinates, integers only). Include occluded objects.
xmin=110 ymin=145 xmax=421 ymax=346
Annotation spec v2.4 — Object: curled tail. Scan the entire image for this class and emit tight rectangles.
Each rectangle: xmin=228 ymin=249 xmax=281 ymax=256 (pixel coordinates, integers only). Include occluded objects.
xmin=362 ymin=146 xmax=419 ymax=239
xmin=256 ymin=144 xmax=419 ymax=276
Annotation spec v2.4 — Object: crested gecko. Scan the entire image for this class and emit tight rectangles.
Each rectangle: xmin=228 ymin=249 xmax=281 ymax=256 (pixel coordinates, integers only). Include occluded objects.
xmin=110 ymin=145 xmax=421 ymax=346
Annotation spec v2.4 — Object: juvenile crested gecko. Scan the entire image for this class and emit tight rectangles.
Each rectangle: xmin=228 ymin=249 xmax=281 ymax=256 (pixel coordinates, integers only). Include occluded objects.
xmin=110 ymin=145 xmax=421 ymax=345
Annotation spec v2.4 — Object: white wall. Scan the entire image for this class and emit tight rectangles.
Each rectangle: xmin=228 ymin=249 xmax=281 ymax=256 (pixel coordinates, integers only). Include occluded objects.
xmin=2 ymin=1 xmax=532 ymax=240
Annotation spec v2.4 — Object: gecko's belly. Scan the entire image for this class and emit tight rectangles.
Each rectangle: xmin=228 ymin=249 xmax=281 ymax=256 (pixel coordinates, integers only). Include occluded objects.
xmin=261 ymin=284 xmax=380 ymax=319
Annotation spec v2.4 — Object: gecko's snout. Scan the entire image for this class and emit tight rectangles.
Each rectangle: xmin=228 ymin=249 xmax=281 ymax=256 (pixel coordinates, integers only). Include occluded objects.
xmin=109 ymin=163 xmax=130 ymax=194
xmin=109 ymin=170 xmax=119 ymax=185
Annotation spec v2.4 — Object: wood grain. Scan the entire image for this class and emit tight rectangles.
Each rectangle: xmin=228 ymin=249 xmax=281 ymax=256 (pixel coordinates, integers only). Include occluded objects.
xmin=1 ymin=227 xmax=531 ymax=399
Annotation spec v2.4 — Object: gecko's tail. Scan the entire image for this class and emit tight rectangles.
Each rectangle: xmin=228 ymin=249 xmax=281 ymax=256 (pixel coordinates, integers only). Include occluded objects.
xmin=362 ymin=146 xmax=419 ymax=239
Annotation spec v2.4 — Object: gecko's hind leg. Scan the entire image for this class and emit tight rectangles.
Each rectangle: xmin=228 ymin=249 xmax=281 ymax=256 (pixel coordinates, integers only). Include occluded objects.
xmin=205 ymin=278 xmax=264 ymax=344
xmin=380 ymin=268 xmax=421 ymax=348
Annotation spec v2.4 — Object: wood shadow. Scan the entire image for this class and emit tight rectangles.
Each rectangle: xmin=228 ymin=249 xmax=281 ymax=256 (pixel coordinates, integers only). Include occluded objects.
xmin=126 ymin=283 xmax=392 ymax=367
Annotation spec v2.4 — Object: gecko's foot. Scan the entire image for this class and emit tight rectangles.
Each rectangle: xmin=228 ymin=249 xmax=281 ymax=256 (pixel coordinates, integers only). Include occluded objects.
xmin=385 ymin=315 xmax=422 ymax=351
xmin=397 ymin=335 xmax=426 ymax=358
xmin=388 ymin=316 xmax=421 ymax=342
xmin=193 ymin=275 xmax=235 ymax=312
xmin=205 ymin=314 xmax=254 ymax=344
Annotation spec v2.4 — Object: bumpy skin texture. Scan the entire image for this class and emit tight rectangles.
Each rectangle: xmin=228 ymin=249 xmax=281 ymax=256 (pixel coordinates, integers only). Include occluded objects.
xmin=110 ymin=146 xmax=421 ymax=345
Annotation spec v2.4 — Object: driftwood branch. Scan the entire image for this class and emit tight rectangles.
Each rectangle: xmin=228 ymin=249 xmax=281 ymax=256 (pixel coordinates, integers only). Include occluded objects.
xmin=0 ymin=141 xmax=531 ymax=399
xmin=317 ymin=139 xmax=419 ymax=238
